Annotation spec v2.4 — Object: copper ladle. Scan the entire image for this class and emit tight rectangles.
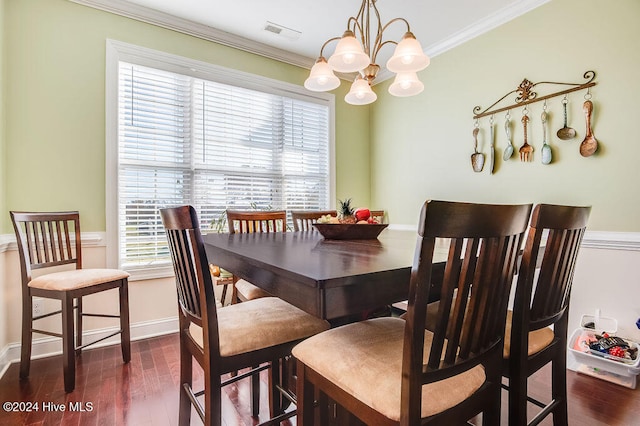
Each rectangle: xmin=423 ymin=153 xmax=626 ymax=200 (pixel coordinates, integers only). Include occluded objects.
xmin=580 ymin=100 xmax=598 ymax=157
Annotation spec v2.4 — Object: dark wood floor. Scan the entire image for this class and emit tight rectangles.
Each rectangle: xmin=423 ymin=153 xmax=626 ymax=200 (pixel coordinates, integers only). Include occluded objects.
xmin=0 ymin=333 xmax=637 ymax=425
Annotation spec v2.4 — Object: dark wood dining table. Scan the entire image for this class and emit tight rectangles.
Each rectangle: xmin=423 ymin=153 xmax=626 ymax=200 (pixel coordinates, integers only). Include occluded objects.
xmin=203 ymin=228 xmax=446 ymax=320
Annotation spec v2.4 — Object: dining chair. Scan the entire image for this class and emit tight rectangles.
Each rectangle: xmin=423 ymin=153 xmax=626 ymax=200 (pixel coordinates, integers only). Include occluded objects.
xmin=161 ymin=206 xmax=329 ymax=425
xmin=502 ymin=204 xmax=591 ymax=426
xmin=226 ymin=210 xmax=288 ymax=302
xmin=10 ymin=211 xmax=131 ymax=393
xmin=290 ymin=210 xmax=337 ymax=231
xmin=292 ymin=200 xmax=532 ymax=425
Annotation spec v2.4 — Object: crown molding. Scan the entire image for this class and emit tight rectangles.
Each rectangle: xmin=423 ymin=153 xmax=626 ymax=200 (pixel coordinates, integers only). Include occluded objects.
xmin=68 ymin=0 xmax=315 ymax=69
xmin=375 ymin=0 xmax=551 ymax=84
xmin=70 ymin=0 xmax=550 ymax=84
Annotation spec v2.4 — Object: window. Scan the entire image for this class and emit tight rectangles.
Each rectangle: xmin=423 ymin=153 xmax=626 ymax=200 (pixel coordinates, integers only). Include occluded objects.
xmin=106 ymin=41 xmax=335 ymax=278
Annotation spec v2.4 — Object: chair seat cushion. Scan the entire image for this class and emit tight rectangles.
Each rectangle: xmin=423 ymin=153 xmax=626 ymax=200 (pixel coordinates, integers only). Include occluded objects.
xmin=292 ymin=317 xmax=486 ymax=422
xmin=189 ymin=297 xmax=329 ymax=357
xmin=28 ymin=269 xmax=129 ymax=291
xmin=503 ymin=310 xmax=555 ymax=358
xmin=235 ymin=279 xmax=272 ymax=300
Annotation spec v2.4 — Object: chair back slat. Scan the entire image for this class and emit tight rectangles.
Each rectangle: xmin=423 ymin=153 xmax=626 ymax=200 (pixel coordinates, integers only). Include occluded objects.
xmin=10 ymin=212 xmax=82 ymax=285
xmin=227 ymin=210 xmax=287 ymax=234
xmin=161 ymin=207 xmax=221 ymax=333
xmin=402 ymin=201 xmax=531 ymax=406
xmin=524 ymin=205 xmax=590 ymax=329
xmin=291 ymin=210 xmax=337 ymax=231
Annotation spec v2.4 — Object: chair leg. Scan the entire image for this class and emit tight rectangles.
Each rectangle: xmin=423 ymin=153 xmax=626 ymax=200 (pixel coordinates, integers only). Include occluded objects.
xmin=482 ymin=382 xmax=501 ymax=426
xmin=19 ymin=295 xmax=33 ymax=380
xmin=507 ymin=364 xmax=528 ymax=426
xmin=178 ymin=334 xmax=193 ymax=426
xmin=119 ymin=280 xmax=131 ymax=363
xmin=552 ymin=348 xmax=568 ymax=426
xmin=296 ymin=360 xmax=315 ymax=426
xmin=75 ymin=297 xmax=83 ymax=355
xmin=269 ymin=359 xmax=282 ymax=418
xmin=61 ymin=294 xmax=76 ymax=393
xmin=251 ymin=364 xmax=261 ymax=417
xmin=220 ymin=285 xmax=228 ymax=306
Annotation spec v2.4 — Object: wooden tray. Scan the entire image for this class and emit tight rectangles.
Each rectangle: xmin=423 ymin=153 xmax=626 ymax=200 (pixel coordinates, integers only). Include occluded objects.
xmin=313 ymin=223 xmax=388 ymax=240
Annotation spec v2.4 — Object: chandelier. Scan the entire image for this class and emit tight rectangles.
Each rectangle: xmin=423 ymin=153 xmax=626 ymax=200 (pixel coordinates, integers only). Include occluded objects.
xmin=304 ymin=0 xmax=430 ymax=105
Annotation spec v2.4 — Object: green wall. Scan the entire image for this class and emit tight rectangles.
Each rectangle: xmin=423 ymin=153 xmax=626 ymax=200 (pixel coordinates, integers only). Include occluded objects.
xmin=371 ymin=0 xmax=640 ymax=231
xmin=2 ymin=0 xmax=370 ymax=232
xmin=0 ymin=0 xmax=6 ymax=223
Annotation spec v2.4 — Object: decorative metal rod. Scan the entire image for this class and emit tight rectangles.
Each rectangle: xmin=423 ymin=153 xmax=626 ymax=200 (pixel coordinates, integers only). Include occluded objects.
xmin=473 ymin=71 xmax=597 ymax=119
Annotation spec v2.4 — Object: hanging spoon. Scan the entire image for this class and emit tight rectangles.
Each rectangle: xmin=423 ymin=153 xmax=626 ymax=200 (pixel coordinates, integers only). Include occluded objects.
xmin=503 ymin=111 xmax=514 ymax=161
xmin=471 ymin=123 xmax=485 ymax=172
xmin=541 ymin=103 xmax=552 ymax=165
xmin=580 ymin=93 xmax=598 ymax=157
xmin=557 ymin=96 xmax=576 ymax=140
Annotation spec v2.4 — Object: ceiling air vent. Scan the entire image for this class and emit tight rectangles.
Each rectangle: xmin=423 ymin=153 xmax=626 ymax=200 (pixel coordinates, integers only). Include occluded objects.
xmin=263 ymin=21 xmax=301 ymax=41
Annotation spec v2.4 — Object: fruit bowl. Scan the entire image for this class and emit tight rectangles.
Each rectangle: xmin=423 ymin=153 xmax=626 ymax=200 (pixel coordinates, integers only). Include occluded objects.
xmin=313 ymin=223 xmax=388 ymax=240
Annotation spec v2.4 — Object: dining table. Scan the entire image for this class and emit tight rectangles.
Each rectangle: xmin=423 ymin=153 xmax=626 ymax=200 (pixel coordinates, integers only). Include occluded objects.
xmin=202 ymin=228 xmax=446 ymax=320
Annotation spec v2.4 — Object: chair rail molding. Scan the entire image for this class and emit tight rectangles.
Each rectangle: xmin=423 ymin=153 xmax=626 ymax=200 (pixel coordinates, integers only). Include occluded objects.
xmin=385 ymin=227 xmax=640 ymax=252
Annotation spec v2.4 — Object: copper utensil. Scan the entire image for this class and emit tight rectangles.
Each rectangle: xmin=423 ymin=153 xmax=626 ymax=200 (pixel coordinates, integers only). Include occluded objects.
xmin=580 ymin=100 xmax=598 ymax=157
xmin=519 ymin=114 xmax=533 ymax=161
xmin=471 ymin=127 xmax=485 ymax=172
xmin=557 ymin=96 xmax=577 ymax=140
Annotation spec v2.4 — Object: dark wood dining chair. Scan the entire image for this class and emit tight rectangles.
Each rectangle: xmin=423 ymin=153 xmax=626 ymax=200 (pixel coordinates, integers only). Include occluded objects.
xmin=10 ymin=211 xmax=131 ymax=393
xmin=161 ymin=206 xmax=329 ymax=425
xmin=226 ymin=210 xmax=288 ymax=302
xmin=293 ymin=200 xmax=532 ymax=425
xmin=291 ymin=210 xmax=337 ymax=231
xmin=502 ymin=204 xmax=591 ymax=426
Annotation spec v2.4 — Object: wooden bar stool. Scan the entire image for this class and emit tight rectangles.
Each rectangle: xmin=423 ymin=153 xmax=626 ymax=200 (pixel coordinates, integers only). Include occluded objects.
xmin=161 ymin=206 xmax=329 ymax=425
xmin=10 ymin=211 xmax=131 ymax=393
xmin=502 ymin=204 xmax=591 ymax=425
xmin=293 ymin=200 xmax=532 ymax=425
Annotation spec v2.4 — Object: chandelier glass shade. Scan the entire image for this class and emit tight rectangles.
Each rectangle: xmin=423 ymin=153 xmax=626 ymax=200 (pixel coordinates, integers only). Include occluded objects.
xmin=304 ymin=0 xmax=430 ymax=105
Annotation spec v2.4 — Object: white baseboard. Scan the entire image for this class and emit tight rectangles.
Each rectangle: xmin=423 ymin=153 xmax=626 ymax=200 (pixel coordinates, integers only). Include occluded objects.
xmin=0 ymin=316 xmax=178 ymax=379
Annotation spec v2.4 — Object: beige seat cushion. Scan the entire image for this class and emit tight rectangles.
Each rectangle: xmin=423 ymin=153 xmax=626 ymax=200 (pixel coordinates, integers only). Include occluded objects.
xmin=235 ymin=279 xmax=272 ymax=300
xmin=292 ymin=317 xmax=486 ymax=422
xmin=189 ymin=297 xmax=329 ymax=357
xmin=503 ymin=310 xmax=554 ymax=358
xmin=28 ymin=269 xmax=129 ymax=291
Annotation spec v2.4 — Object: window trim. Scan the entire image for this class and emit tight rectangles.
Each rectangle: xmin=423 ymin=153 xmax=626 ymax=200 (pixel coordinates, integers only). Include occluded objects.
xmin=105 ymin=39 xmax=336 ymax=280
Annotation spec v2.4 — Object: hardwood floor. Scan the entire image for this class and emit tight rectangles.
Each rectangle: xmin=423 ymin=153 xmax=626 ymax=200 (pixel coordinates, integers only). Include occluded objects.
xmin=0 ymin=333 xmax=637 ymax=425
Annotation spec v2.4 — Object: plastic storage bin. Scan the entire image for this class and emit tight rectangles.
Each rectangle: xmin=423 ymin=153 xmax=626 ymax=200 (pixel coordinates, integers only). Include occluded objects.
xmin=568 ymin=314 xmax=640 ymax=389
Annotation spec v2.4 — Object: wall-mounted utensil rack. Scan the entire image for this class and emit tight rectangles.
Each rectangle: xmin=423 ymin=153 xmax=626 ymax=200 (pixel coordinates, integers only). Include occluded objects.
xmin=472 ymin=70 xmax=597 ymax=119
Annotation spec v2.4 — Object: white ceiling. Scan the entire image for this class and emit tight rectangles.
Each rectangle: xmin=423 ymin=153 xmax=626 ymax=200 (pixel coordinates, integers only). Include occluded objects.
xmin=78 ymin=0 xmax=549 ymax=78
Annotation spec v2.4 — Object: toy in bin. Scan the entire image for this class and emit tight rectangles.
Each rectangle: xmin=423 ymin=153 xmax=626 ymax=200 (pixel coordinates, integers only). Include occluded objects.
xmin=573 ymin=331 xmax=638 ymax=364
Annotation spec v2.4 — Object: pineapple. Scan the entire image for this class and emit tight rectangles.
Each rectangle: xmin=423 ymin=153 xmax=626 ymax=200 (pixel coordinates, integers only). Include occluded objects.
xmin=338 ymin=198 xmax=356 ymax=224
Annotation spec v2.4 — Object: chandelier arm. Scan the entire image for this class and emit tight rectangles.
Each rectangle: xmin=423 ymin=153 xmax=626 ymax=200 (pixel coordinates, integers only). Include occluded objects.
xmin=380 ymin=17 xmax=411 ymax=35
xmin=319 ymin=36 xmax=342 ymax=58
xmin=346 ymin=16 xmax=366 ymax=46
xmin=368 ymin=0 xmax=383 ymax=62
xmin=372 ymin=17 xmax=411 ymax=63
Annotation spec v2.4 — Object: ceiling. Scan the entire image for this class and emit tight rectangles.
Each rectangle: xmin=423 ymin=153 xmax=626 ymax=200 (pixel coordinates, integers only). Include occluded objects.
xmin=81 ymin=0 xmax=549 ymax=79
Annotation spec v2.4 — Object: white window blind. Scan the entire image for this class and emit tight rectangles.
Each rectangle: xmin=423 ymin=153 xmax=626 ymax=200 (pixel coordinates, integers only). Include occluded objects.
xmin=117 ymin=62 xmax=331 ymax=271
